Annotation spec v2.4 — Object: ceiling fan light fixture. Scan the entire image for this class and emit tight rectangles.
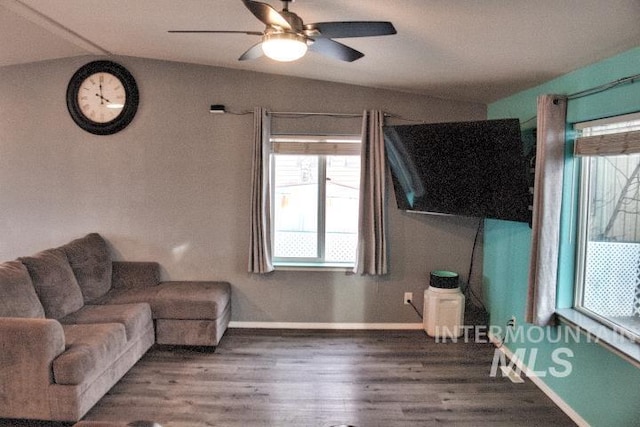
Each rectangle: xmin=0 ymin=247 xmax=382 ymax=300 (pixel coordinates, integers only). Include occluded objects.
xmin=262 ymin=32 xmax=307 ymax=62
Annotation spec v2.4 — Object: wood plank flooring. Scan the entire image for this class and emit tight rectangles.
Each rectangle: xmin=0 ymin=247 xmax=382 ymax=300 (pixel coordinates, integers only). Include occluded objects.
xmin=1 ymin=329 xmax=576 ymax=427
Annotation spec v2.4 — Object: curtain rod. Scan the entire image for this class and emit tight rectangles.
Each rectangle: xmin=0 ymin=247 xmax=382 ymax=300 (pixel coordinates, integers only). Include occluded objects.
xmin=519 ymin=73 xmax=640 ymax=127
xmin=223 ymin=110 xmax=364 ymax=117
xmin=269 ymin=111 xmax=395 ymax=118
xmin=269 ymin=111 xmax=410 ymax=121
xmin=567 ymin=73 xmax=640 ymax=100
xmin=222 ymin=108 xmax=421 ymax=122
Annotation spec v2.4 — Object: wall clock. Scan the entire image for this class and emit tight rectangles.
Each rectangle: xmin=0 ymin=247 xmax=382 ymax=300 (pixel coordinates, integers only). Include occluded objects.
xmin=66 ymin=60 xmax=139 ymax=135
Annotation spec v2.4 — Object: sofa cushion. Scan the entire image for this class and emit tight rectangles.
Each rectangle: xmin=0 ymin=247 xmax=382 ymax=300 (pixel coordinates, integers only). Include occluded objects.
xmin=61 ymin=233 xmax=113 ymax=303
xmin=19 ymin=248 xmax=85 ymax=319
xmin=98 ymin=281 xmax=231 ymax=320
xmin=0 ymin=260 xmax=45 ymax=318
xmin=152 ymin=282 xmax=231 ymax=319
xmin=54 ymin=323 xmax=127 ymax=385
xmin=111 ymin=261 xmax=160 ymax=290
xmin=60 ymin=303 xmax=152 ymax=341
xmin=94 ymin=286 xmax=158 ymax=312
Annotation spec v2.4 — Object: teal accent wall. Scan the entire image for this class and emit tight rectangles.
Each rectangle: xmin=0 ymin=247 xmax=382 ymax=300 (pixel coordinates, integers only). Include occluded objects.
xmin=486 ymin=47 xmax=640 ymax=427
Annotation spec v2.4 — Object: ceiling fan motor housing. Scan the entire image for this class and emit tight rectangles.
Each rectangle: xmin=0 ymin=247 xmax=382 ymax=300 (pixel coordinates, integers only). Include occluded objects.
xmin=276 ymin=9 xmax=304 ymax=34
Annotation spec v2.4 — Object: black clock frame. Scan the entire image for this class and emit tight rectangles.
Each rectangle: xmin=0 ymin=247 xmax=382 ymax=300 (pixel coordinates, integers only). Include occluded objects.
xmin=66 ymin=60 xmax=139 ymax=135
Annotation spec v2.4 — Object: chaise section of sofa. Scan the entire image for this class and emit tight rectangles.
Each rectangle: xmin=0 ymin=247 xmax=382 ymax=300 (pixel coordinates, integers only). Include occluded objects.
xmin=99 ymin=261 xmax=231 ymax=346
xmin=0 ymin=232 xmax=231 ymax=422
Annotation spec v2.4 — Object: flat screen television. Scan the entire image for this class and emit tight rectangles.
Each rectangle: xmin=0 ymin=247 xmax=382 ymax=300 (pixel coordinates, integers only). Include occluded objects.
xmin=383 ymin=118 xmax=531 ymax=223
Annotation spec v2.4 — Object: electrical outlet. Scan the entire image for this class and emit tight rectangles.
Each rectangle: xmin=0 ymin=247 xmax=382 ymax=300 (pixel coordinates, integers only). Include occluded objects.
xmin=404 ymin=292 xmax=413 ymax=305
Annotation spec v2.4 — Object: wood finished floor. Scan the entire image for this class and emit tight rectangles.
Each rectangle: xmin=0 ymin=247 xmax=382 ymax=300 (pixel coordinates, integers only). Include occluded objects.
xmin=2 ymin=329 xmax=576 ymax=427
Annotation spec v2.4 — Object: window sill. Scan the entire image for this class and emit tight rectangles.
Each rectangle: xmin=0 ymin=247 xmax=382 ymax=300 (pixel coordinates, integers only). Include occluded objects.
xmin=273 ymin=262 xmax=354 ymax=272
xmin=556 ymin=308 xmax=640 ymax=367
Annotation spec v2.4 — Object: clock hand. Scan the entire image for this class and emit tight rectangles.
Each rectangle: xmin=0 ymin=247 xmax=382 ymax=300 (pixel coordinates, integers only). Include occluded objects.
xmin=95 ymin=93 xmax=112 ymax=104
xmin=99 ymin=75 xmax=104 ymax=105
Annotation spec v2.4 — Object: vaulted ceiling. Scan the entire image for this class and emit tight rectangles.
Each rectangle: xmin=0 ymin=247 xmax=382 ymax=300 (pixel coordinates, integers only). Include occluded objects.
xmin=2 ymin=0 xmax=640 ymax=103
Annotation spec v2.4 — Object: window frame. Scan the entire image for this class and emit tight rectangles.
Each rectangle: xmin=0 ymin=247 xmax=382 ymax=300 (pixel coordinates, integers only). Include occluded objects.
xmin=572 ymin=113 xmax=640 ymax=343
xmin=269 ymin=134 xmax=361 ymax=269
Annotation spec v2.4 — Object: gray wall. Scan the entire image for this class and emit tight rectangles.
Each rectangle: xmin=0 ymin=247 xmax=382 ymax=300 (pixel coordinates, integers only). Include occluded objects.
xmin=0 ymin=56 xmax=486 ymax=324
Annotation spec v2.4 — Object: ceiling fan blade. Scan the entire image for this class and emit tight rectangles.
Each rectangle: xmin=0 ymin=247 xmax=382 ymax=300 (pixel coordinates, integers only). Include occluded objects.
xmin=242 ymin=0 xmax=291 ymax=30
xmin=168 ymin=30 xmax=263 ymax=35
xmin=239 ymin=42 xmax=264 ymax=61
xmin=305 ymin=21 xmax=396 ymax=38
xmin=308 ymin=38 xmax=364 ymax=62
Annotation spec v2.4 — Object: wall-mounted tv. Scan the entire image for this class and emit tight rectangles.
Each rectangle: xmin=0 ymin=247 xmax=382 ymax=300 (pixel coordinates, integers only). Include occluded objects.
xmin=383 ymin=118 xmax=531 ymax=223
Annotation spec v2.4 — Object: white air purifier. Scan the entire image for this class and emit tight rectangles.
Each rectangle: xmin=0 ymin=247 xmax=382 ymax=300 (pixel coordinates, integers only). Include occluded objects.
xmin=423 ymin=286 xmax=465 ymax=338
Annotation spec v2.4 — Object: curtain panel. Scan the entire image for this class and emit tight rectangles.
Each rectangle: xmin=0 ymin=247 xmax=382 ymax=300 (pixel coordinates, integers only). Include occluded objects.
xmin=354 ymin=110 xmax=388 ymax=275
xmin=526 ymin=95 xmax=567 ymax=326
xmin=248 ymin=107 xmax=274 ymax=273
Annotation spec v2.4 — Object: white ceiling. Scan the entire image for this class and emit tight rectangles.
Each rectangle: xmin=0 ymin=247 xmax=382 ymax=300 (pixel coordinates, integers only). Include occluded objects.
xmin=2 ymin=0 xmax=640 ymax=104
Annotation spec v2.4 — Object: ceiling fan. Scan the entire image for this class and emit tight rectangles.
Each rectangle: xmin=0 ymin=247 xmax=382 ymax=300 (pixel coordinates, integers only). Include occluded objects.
xmin=168 ymin=0 xmax=397 ymax=62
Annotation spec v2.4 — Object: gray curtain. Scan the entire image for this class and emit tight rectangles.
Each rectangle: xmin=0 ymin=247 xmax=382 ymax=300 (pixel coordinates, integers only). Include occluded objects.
xmin=526 ymin=95 xmax=567 ymax=326
xmin=354 ymin=110 xmax=388 ymax=275
xmin=248 ymin=107 xmax=274 ymax=273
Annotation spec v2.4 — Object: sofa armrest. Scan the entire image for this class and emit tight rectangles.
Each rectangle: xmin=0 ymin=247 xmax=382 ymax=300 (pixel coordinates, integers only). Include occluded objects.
xmin=0 ymin=317 xmax=66 ymax=419
xmin=111 ymin=261 xmax=161 ymax=290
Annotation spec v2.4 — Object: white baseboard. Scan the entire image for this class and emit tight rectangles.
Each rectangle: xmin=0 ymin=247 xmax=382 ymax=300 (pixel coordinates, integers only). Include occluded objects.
xmin=229 ymin=321 xmax=424 ymax=330
xmin=488 ymin=332 xmax=590 ymax=427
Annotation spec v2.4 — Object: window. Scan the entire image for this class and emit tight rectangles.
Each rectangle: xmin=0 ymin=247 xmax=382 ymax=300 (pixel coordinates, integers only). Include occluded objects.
xmin=574 ymin=113 xmax=640 ymax=341
xmin=270 ymin=135 xmax=361 ymax=267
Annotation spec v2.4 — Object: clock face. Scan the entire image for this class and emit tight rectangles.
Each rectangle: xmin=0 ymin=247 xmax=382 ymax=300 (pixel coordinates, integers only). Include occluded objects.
xmin=77 ymin=72 xmax=126 ymax=123
xmin=67 ymin=61 xmax=139 ymax=135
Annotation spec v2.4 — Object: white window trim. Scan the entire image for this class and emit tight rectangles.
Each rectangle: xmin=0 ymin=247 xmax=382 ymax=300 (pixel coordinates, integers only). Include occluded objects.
xmin=569 ymin=114 xmax=640 ymax=359
xmin=556 ymin=308 xmax=640 ymax=367
xmin=573 ymin=149 xmax=640 ymax=344
xmin=573 ymin=111 xmax=640 ymax=130
xmin=270 ymin=134 xmax=361 ymax=269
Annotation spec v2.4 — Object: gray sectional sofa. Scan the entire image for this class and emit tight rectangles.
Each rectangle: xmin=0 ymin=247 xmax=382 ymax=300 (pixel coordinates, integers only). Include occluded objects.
xmin=0 ymin=233 xmax=231 ymax=422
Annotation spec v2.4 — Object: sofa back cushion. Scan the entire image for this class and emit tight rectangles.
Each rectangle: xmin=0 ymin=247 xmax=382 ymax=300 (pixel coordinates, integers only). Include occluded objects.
xmin=0 ymin=260 xmax=45 ymax=318
xmin=61 ymin=233 xmax=112 ymax=303
xmin=19 ymin=248 xmax=84 ymax=319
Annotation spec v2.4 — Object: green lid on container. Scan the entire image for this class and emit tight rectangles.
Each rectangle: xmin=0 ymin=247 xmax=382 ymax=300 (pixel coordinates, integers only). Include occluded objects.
xmin=431 ymin=270 xmax=458 ymax=278
xmin=430 ymin=270 xmax=459 ymax=288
